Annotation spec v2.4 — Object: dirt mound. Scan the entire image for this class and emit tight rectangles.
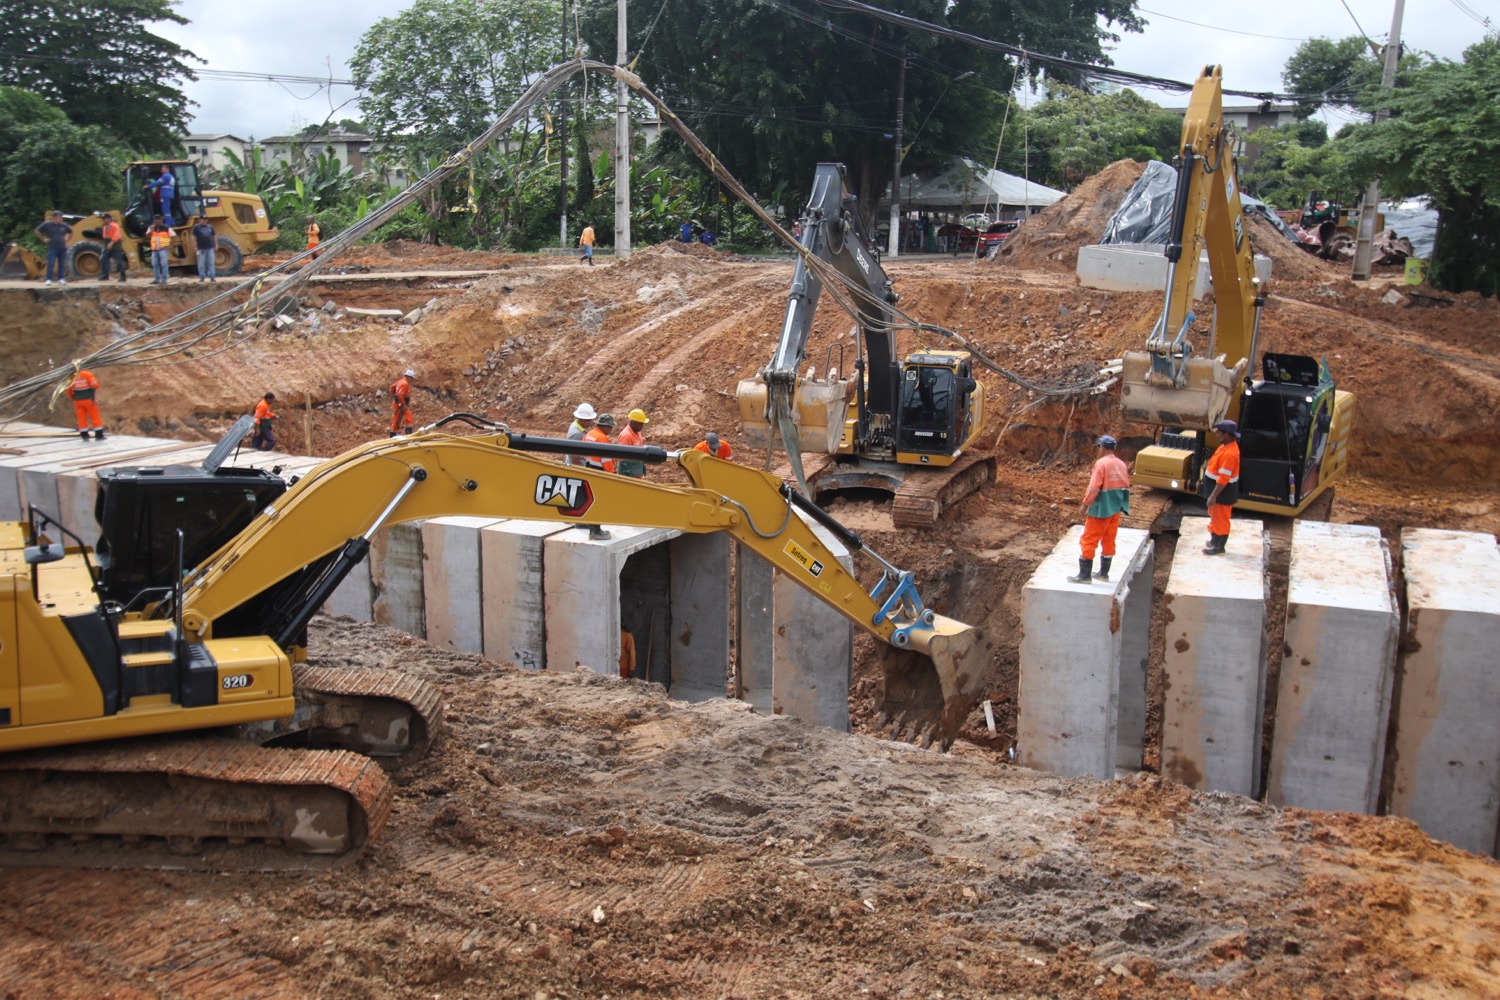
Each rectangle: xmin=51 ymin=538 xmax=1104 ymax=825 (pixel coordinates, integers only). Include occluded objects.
xmin=994 ymin=158 xmax=1146 ymax=271
xmin=1245 ymin=212 xmax=1345 ymax=285
xmin=244 ymin=239 xmax=539 ymax=273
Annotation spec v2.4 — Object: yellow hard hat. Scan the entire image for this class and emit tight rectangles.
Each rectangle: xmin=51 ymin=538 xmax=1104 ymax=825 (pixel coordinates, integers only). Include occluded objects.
xmin=628 ymin=408 xmax=649 ymax=424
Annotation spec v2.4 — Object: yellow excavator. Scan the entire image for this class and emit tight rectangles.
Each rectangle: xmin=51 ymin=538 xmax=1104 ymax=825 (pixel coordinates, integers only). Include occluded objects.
xmin=737 ymin=163 xmax=994 ymax=526
xmin=1120 ymin=66 xmax=1355 ymax=515
xmin=0 ymin=416 xmax=990 ymax=869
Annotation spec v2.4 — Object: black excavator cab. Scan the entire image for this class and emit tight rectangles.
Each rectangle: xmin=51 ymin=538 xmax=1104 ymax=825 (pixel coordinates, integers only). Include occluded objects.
xmin=1234 ymin=352 xmax=1337 ymax=508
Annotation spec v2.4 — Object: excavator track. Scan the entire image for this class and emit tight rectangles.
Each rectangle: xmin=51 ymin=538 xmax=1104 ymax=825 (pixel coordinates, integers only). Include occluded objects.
xmin=891 ymin=452 xmax=997 ymax=528
xmin=237 ymin=665 xmax=444 ymax=767
xmin=0 ymin=739 xmax=392 ymax=871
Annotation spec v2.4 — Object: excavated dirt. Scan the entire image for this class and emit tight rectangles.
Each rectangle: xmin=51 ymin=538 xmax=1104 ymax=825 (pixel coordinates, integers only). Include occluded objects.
xmin=2 ymin=164 xmax=1499 ymax=996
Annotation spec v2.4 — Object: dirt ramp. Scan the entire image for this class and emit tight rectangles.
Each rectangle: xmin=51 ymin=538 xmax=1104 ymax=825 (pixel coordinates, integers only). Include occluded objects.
xmin=994 ymin=158 xmax=1146 ymax=272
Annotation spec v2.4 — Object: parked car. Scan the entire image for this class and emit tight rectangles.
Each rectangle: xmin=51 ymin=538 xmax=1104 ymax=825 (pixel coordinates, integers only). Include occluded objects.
xmin=976 ymin=220 xmax=1019 ymax=255
xmin=937 ymin=223 xmax=979 ymax=252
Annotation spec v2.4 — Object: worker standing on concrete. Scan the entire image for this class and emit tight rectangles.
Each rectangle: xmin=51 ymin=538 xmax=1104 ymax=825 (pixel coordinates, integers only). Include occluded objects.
xmin=250 ymin=392 xmax=277 ymax=451
xmin=565 ymin=402 xmax=596 ymax=465
xmin=191 ymin=214 xmax=217 ymax=282
xmin=390 ymin=369 xmax=416 ymax=437
xmin=584 ymin=413 xmax=618 ymax=473
xmin=148 ymin=215 xmax=172 ymax=285
xmin=65 ymin=366 xmax=104 ymax=440
xmin=1069 ymin=434 xmax=1131 ymax=583
xmin=99 ymin=215 xmax=127 ymax=283
xmin=578 ymin=221 xmax=595 ymax=266
xmin=34 ymin=211 xmax=70 ymax=286
xmin=1201 ymin=419 xmax=1242 ymax=555
xmin=616 ymin=408 xmax=649 ymax=478
xmin=694 ymin=432 xmax=733 ymax=461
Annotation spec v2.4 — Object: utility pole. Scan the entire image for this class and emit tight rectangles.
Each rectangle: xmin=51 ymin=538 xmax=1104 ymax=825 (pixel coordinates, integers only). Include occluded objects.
xmin=887 ymin=45 xmax=907 ymax=258
xmin=614 ymin=0 xmax=632 ymax=257
xmin=1352 ymin=0 xmax=1404 ymax=280
xmin=559 ymin=0 xmax=569 ymax=249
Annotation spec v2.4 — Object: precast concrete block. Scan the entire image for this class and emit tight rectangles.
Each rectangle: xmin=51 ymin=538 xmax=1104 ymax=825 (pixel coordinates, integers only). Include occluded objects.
xmin=1077 ymin=243 xmax=1272 ymax=298
xmin=481 ymin=519 xmax=568 ymax=670
xmin=0 ymin=437 xmax=121 ymax=521
xmin=545 ymin=525 xmax=680 ymax=676
xmin=371 ymin=521 xmax=426 ymax=638
xmin=668 ymin=532 xmax=732 ymax=702
xmin=735 ymin=544 xmax=774 ymax=713
xmin=1160 ymin=516 xmax=1270 ymax=796
xmin=1266 ymin=522 xmax=1397 ymax=813
xmin=1018 ymin=525 xmax=1153 ymax=779
xmin=422 ymin=516 xmax=506 ymax=653
xmin=1389 ymin=528 xmax=1500 ymax=856
xmin=770 ymin=515 xmax=854 ymax=732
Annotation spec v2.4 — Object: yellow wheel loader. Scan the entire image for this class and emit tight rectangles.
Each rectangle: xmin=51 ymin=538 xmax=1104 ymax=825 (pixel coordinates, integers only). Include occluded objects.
xmin=0 ymin=416 xmax=990 ymax=870
xmin=1119 ymin=67 xmax=1355 ymax=516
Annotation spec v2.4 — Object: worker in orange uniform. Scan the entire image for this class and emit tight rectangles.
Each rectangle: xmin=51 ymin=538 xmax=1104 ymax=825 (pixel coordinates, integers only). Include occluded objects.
xmin=390 ymin=368 xmax=416 ymax=437
xmin=584 ymin=413 xmax=618 ymax=473
xmin=1200 ymin=419 xmax=1241 ymax=555
xmin=305 ymin=216 xmax=321 ymax=260
xmin=65 ymin=367 xmax=104 ymax=440
xmin=694 ymin=431 xmax=733 ymax=460
xmin=616 ymin=408 xmax=649 ymax=478
xmin=99 ymin=215 xmax=127 ymax=283
xmin=618 ymin=627 xmax=636 ymax=680
xmin=148 ymin=215 xmax=173 ymax=284
xmin=250 ymin=392 xmax=277 ymax=451
xmin=578 ymin=221 xmax=595 ymax=265
xmin=1068 ymin=434 xmax=1131 ymax=583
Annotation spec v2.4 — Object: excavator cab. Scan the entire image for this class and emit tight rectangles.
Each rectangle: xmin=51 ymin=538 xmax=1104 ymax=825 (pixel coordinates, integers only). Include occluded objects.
xmin=893 ymin=352 xmax=982 ymax=465
xmin=1235 ymin=353 xmax=1351 ymax=509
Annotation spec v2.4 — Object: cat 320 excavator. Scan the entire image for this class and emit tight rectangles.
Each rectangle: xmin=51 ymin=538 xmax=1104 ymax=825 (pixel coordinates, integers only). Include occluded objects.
xmin=1120 ymin=66 xmax=1355 ymax=515
xmin=737 ymin=163 xmax=994 ymax=526
xmin=0 ymin=417 xmax=991 ymax=869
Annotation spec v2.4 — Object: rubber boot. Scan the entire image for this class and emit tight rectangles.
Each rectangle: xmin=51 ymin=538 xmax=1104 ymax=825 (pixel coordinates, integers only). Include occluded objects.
xmin=1096 ymin=556 xmax=1112 ymax=582
xmin=1066 ymin=557 xmax=1092 ymax=583
xmin=93 ymin=429 xmax=105 ymax=440
xmin=1202 ymin=533 xmax=1227 ymax=555
xmin=389 ymin=430 xmax=399 ymax=438
xmin=587 ymin=524 xmax=611 ymax=541
xmin=79 ymin=430 xmax=89 ymax=441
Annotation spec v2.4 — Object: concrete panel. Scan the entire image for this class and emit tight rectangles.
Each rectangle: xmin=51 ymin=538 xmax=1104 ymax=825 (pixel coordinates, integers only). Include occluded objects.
xmin=668 ymin=533 xmax=732 ymax=702
xmin=1077 ymin=243 xmax=1272 ymax=298
xmin=770 ymin=516 xmax=854 ymax=732
xmin=545 ymin=526 xmax=680 ymax=676
xmin=421 ymin=516 xmax=505 ymax=653
xmin=481 ymin=519 xmax=568 ymax=670
xmin=735 ymin=545 xmax=774 ymax=713
xmin=1266 ymin=522 xmax=1398 ymax=813
xmin=1160 ymin=516 xmax=1270 ymax=796
xmin=371 ymin=521 xmax=426 ymax=638
xmin=1389 ymin=529 xmax=1500 ymax=856
xmin=1018 ymin=525 xmax=1153 ymax=779
xmin=0 ymin=437 xmax=124 ymax=521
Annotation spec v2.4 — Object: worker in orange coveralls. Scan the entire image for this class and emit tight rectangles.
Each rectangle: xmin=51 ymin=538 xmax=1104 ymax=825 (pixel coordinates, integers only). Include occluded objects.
xmin=250 ymin=392 xmax=277 ymax=451
xmin=693 ymin=431 xmax=733 ymax=461
xmin=390 ymin=368 xmax=416 ymax=437
xmin=583 ymin=412 xmax=618 ymax=473
xmin=66 ymin=367 xmax=105 ymax=440
xmin=1068 ymin=434 xmax=1131 ymax=583
xmin=1200 ymin=419 xmax=1242 ymax=555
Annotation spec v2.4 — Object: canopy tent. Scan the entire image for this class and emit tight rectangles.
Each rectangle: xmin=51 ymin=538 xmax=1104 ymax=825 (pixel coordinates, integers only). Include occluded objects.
xmin=880 ymin=158 xmax=1065 ymax=214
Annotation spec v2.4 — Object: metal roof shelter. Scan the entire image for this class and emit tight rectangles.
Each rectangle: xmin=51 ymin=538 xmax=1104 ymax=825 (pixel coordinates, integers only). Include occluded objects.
xmin=881 ymin=158 xmax=1065 ymax=213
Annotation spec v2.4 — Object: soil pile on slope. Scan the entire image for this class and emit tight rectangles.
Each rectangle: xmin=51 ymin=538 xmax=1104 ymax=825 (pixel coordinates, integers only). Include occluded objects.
xmin=994 ymin=158 xmax=1146 ymax=271
xmin=1245 ymin=212 xmax=1345 ymax=285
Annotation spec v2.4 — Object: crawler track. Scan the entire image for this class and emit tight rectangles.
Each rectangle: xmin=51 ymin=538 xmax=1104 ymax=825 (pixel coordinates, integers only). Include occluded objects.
xmin=891 ymin=452 xmax=997 ymax=527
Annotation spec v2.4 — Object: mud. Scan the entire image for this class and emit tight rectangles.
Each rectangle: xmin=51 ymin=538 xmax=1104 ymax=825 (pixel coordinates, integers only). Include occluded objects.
xmin=2 ymin=177 xmax=1499 ymax=996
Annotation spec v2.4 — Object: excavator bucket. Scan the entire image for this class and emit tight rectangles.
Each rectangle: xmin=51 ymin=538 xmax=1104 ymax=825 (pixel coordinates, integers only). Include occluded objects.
xmin=1119 ymin=350 xmax=1247 ymax=428
xmin=737 ymin=375 xmax=849 ymax=453
xmin=0 ymin=243 xmax=41 ymax=281
xmin=873 ymin=615 xmax=993 ymax=749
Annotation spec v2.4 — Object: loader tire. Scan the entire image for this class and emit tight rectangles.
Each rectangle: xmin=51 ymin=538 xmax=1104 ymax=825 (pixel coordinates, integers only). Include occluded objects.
xmin=68 ymin=241 xmax=106 ymax=280
xmin=213 ymin=236 xmax=244 ymax=276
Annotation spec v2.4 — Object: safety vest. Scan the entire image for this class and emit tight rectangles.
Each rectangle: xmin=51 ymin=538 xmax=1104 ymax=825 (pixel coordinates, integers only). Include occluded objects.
xmin=101 ymin=220 xmax=122 ymax=245
xmin=583 ymin=426 xmax=616 ymax=473
xmin=68 ymin=371 xmax=99 ymax=401
xmin=390 ymin=377 xmax=412 ymax=403
xmin=694 ymin=440 xmax=733 ymax=461
xmin=306 ymin=223 xmax=320 ymax=248
xmin=149 ymin=228 xmax=172 ymax=251
xmin=254 ymin=398 xmax=276 ymax=422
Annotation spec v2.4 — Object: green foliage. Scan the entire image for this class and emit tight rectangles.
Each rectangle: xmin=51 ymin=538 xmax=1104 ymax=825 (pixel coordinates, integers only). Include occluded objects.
xmin=1023 ymin=86 xmax=1181 ymax=188
xmin=1337 ymin=38 xmax=1500 ymax=295
xmin=1282 ymin=36 xmax=1382 ymax=116
xmin=0 ymin=87 xmax=123 ymax=239
xmin=0 ymin=0 xmax=198 ymax=152
xmin=1239 ymin=120 xmax=1352 ymax=210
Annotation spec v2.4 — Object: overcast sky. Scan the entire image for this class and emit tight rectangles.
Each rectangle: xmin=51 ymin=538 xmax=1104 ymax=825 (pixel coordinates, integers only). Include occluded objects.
xmin=154 ymin=0 xmax=1496 ymax=140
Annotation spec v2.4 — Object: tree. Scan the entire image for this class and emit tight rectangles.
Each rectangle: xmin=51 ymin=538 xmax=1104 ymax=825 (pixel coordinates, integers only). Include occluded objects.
xmin=574 ymin=0 xmax=1142 ymax=224
xmin=0 ymin=87 xmax=123 ymax=239
xmin=1282 ymin=36 xmax=1381 ymax=116
xmin=0 ymin=0 xmax=198 ymax=152
xmin=1337 ymin=38 xmax=1500 ymax=295
xmin=1023 ymin=86 xmax=1181 ymax=188
xmin=1238 ymin=120 xmax=1352 ymax=210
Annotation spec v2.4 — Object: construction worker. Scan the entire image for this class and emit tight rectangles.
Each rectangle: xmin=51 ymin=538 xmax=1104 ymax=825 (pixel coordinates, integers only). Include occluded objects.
xmin=694 ymin=431 xmax=733 ymax=461
xmin=34 ymin=210 xmax=70 ymax=286
xmin=565 ymin=402 xmax=596 ymax=465
xmin=616 ymin=408 xmax=649 ymax=478
xmin=619 ymin=627 xmax=636 ymax=680
xmin=65 ymin=367 xmax=104 ymax=440
xmin=1069 ymin=434 xmax=1131 ymax=583
xmin=250 ymin=392 xmax=277 ymax=451
xmin=390 ymin=369 xmax=416 ymax=437
xmin=147 ymin=166 xmax=176 ymax=227
xmin=1200 ymin=419 xmax=1242 ymax=555
xmin=305 ymin=216 xmax=321 ymax=260
xmin=578 ymin=221 xmax=595 ymax=266
xmin=148 ymin=215 xmax=172 ymax=284
xmin=99 ymin=215 xmax=127 ymax=282
xmin=584 ymin=413 xmax=618 ymax=474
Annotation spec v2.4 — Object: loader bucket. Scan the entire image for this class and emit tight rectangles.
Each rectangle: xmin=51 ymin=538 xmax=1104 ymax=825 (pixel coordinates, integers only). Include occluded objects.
xmin=0 ymin=244 xmax=40 ymax=281
xmin=1119 ymin=350 xmax=1247 ymax=428
xmin=873 ymin=615 xmax=993 ymax=748
xmin=737 ymin=376 xmax=849 ymax=453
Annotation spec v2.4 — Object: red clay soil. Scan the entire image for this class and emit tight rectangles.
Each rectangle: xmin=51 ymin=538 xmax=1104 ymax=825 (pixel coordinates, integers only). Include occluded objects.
xmin=2 ymin=165 xmax=1499 ymax=997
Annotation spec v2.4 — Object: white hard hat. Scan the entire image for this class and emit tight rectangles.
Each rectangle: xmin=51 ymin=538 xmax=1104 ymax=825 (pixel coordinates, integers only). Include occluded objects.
xmin=403 ymin=368 xmax=416 ymax=378
xmin=573 ymin=402 xmax=597 ymax=420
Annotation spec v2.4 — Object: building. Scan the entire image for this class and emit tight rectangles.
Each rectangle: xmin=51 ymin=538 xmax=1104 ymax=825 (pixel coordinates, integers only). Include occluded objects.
xmin=258 ymin=129 xmax=375 ymax=174
xmin=1164 ymin=103 xmax=1302 ymax=167
xmin=183 ymin=133 xmax=251 ymax=173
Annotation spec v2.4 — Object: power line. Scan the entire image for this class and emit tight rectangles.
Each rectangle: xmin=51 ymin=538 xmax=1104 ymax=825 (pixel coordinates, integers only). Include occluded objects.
xmin=0 ymin=50 xmax=358 ymax=87
xmin=1136 ymin=7 xmax=1308 ymax=43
